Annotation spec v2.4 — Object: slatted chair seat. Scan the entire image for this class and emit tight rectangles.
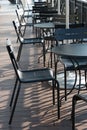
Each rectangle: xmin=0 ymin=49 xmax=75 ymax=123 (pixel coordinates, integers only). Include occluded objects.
xmin=17 ymin=68 xmax=54 ymax=82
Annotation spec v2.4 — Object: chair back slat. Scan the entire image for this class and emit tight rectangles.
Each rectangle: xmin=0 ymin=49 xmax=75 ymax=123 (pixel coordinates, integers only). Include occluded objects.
xmin=54 ymin=27 xmax=87 ymax=41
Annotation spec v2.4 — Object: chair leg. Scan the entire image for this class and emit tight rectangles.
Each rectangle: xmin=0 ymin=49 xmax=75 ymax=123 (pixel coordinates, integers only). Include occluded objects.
xmin=52 ymin=80 xmax=55 ymax=105
xmin=43 ymin=42 xmax=46 ymax=67
xmin=22 ymin=25 xmax=27 ymax=36
xmin=71 ymin=95 xmax=82 ymax=130
xmin=64 ymin=69 xmax=67 ymax=101
xmin=52 ymin=78 xmax=60 ymax=119
xmin=72 ymin=95 xmax=76 ymax=130
xmin=50 ymin=51 xmax=53 ymax=68
xmin=55 ymin=79 xmax=60 ymax=119
xmin=9 ymin=82 xmax=21 ymax=125
xmin=64 ymin=69 xmax=77 ymax=101
xmin=10 ymin=78 xmax=18 ymax=107
xmin=84 ymin=71 xmax=86 ymax=82
xmin=17 ymin=43 xmax=23 ymax=61
xmin=38 ymin=42 xmax=46 ymax=67
xmin=54 ymin=60 xmax=58 ymax=80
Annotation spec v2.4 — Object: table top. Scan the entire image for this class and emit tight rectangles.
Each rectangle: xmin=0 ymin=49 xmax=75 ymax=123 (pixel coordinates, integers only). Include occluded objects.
xmin=77 ymin=0 xmax=87 ymax=4
xmin=34 ymin=22 xmax=55 ymax=29
xmin=52 ymin=43 xmax=87 ymax=58
xmin=34 ymin=22 xmax=83 ymax=29
xmin=34 ymin=22 xmax=67 ymax=29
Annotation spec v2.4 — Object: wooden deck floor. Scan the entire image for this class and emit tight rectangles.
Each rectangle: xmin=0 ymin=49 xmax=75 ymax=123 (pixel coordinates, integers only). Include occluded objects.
xmin=0 ymin=1 xmax=87 ymax=130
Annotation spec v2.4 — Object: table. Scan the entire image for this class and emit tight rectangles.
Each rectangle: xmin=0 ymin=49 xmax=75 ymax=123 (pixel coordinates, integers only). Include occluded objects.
xmin=34 ymin=22 xmax=70 ymax=41
xmin=52 ymin=43 xmax=87 ymax=58
xmin=52 ymin=43 xmax=87 ymax=100
xmin=34 ymin=22 xmax=85 ymax=67
xmin=34 ymin=22 xmax=84 ymax=36
xmin=34 ymin=22 xmax=55 ymax=36
xmin=34 ymin=22 xmax=54 ymax=29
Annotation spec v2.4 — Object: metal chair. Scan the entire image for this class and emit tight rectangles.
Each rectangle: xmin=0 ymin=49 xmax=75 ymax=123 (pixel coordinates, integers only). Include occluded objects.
xmin=72 ymin=94 xmax=87 ymax=130
xmin=54 ymin=27 xmax=87 ymax=101
xmin=12 ymin=20 xmax=46 ymax=66
xmin=15 ymin=9 xmax=33 ymax=36
xmin=17 ymin=0 xmax=32 ymax=18
xmin=8 ymin=0 xmax=16 ymax=4
xmin=6 ymin=39 xmax=60 ymax=124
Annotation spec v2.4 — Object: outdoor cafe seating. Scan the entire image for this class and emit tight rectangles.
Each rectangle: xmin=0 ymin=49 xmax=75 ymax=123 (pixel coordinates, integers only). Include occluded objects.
xmin=54 ymin=27 xmax=87 ymax=101
xmin=2 ymin=0 xmax=87 ymax=130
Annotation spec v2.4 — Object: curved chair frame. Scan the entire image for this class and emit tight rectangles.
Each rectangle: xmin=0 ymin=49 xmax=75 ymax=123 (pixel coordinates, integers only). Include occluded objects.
xmin=72 ymin=94 xmax=87 ymax=130
xmin=54 ymin=26 xmax=87 ymax=101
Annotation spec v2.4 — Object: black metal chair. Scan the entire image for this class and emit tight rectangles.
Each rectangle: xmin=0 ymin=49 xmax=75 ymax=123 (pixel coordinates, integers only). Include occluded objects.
xmin=12 ymin=20 xmax=46 ymax=66
xmin=15 ymin=9 xmax=33 ymax=36
xmin=18 ymin=0 xmax=32 ymax=12
xmin=72 ymin=94 xmax=87 ymax=130
xmin=54 ymin=27 xmax=87 ymax=101
xmin=8 ymin=0 xmax=16 ymax=4
xmin=6 ymin=39 xmax=60 ymax=124
xmin=17 ymin=0 xmax=32 ymax=18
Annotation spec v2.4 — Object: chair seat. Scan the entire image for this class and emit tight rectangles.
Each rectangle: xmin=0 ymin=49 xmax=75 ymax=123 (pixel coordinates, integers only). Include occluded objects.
xmin=6 ymin=40 xmax=60 ymax=124
xmin=23 ymin=13 xmax=32 ymax=18
xmin=21 ymin=22 xmax=33 ymax=27
xmin=60 ymin=57 xmax=77 ymax=70
xmin=77 ymin=94 xmax=87 ymax=101
xmin=18 ymin=68 xmax=53 ymax=83
xmin=60 ymin=57 xmax=87 ymax=70
xmin=20 ymin=37 xmax=44 ymax=44
xmin=76 ymin=58 xmax=87 ymax=70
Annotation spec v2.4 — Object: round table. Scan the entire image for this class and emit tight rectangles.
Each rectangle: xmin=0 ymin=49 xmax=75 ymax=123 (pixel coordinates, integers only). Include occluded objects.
xmin=52 ymin=43 xmax=87 ymax=100
xmin=52 ymin=43 xmax=87 ymax=58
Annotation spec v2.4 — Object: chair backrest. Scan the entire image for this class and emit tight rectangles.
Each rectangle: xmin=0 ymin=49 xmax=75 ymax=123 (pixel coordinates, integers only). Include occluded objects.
xmin=17 ymin=0 xmax=25 ymax=12
xmin=6 ymin=39 xmax=19 ymax=79
xmin=12 ymin=20 xmax=23 ymax=43
xmin=54 ymin=27 xmax=87 ymax=42
xmin=15 ymin=9 xmax=22 ymax=26
xmin=55 ymin=23 xmax=84 ymax=29
xmin=20 ymin=0 xmax=24 ymax=10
